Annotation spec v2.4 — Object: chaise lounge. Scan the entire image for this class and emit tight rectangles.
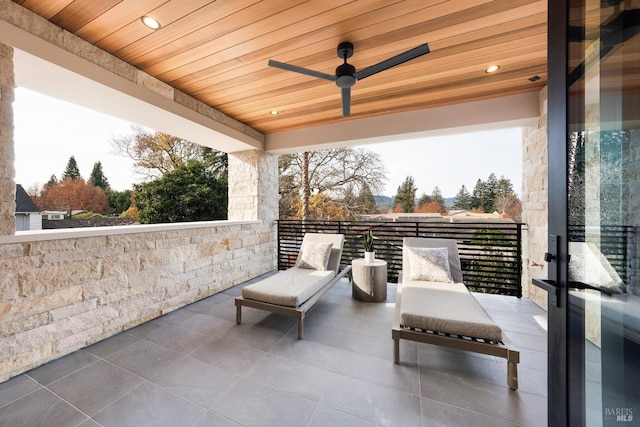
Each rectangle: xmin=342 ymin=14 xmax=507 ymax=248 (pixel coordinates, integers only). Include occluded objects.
xmin=392 ymin=237 xmax=520 ymax=390
xmin=235 ymin=233 xmax=351 ymax=339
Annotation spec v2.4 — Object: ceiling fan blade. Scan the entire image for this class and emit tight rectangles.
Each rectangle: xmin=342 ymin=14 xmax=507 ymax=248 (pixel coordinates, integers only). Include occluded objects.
xmin=354 ymin=43 xmax=430 ymax=81
xmin=268 ymin=60 xmax=335 ymax=81
xmin=341 ymin=87 xmax=351 ymax=117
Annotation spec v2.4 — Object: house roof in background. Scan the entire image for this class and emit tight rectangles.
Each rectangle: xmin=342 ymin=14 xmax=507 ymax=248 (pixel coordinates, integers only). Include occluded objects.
xmin=15 ymin=184 xmax=40 ymax=213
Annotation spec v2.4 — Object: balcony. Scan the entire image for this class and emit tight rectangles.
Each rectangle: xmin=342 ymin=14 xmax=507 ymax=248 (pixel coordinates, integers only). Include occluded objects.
xmin=0 ymin=272 xmax=547 ymax=426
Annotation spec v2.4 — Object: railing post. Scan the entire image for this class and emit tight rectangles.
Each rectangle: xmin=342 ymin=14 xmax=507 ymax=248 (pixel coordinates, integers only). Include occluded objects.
xmin=516 ymin=224 xmax=523 ymax=298
xmin=276 ymin=220 xmax=281 ymax=270
xmin=415 ymin=222 xmax=419 ymax=237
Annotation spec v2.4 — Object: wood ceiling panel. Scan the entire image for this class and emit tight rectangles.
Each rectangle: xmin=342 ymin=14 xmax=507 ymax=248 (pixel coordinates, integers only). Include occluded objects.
xmin=74 ymin=0 xmax=169 ymax=43
xmin=50 ymin=0 xmax=122 ymax=33
xmin=12 ymin=0 xmax=552 ymax=135
xmin=97 ymin=0 xmax=221 ymax=54
xmin=188 ymin=14 xmax=546 ymax=103
xmin=205 ymin=23 xmax=547 ymax=113
xmin=169 ymin=0 xmax=443 ymax=92
xmin=16 ymin=0 xmax=74 ymax=20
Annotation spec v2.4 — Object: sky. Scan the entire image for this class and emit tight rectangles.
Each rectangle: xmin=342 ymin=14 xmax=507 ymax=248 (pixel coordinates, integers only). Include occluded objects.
xmin=13 ymin=87 xmax=522 ymax=197
xmin=365 ymin=128 xmax=522 ymax=197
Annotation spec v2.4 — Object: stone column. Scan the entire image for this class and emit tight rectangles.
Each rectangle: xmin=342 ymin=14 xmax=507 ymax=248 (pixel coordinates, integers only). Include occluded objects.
xmin=227 ymin=150 xmax=278 ymax=222
xmin=0 ymin=42 xmax=15 ymax=235
xmin=521 ymin=87 xmax=548 ymax=308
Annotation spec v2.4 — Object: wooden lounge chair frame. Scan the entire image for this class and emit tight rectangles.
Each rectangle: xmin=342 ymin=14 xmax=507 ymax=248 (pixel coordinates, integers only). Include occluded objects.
xmin=392 ymin=238 xmax=520 ymax=390
xmin=235 ymin=233 xmax=351 ymax=339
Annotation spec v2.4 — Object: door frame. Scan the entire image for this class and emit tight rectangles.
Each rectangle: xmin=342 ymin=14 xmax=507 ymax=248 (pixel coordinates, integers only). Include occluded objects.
xmin=547 ymin=0 xmax=569 ymax=425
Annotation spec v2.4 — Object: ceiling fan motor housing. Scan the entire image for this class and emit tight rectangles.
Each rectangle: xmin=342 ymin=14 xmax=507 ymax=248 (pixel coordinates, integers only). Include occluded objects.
xmin=336 ymin=63 xmax=356 ymax=88
xmin=336 ymin=42 xmax=356 ymax=88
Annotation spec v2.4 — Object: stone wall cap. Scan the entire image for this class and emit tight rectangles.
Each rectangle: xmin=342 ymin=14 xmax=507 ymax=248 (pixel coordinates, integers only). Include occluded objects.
xmin=0 ymin=220 xmax=262 ymax=244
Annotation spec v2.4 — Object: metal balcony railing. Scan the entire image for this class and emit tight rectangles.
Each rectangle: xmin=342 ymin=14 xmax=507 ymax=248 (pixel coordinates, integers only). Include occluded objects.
xmin=276 ymin=220 xmax=523 ymax=297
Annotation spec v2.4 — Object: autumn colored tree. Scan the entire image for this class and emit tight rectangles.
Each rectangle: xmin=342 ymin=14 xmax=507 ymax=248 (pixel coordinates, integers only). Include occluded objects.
xmin=279 ymin=148 xmax=387 ymax=220
xmin=416 ymin=193 xmax=431 ymax=207
xmin=415 ymin=201 xmax=447 ymax=214
xmin=111 ymin=125 xmax=226 ymax=179
xmin=34 ymin=178 xmax=109 ymax=214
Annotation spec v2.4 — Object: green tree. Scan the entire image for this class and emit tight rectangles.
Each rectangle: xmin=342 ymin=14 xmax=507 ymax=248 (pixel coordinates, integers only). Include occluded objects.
xmin=357 ymin=183 xmax=378 ymax=214
xmin=394 ymin=176 xmax=417 ymax=213
xmin=472 ymin=173 xmax=503 ymax=212
xmin=89 ymin=161 xmax=110 ymax=191
xmin=63 ymin=156 xmax=81 ymax=181
xmin=417 ymin=193 xmax=432 ymax=207
xmin=466 ymin=228 xmax=517 ymax=294
xmin=45 ymin=174 xmax=58 ymax=188
xmin=431 ymin=186 xmax=445 ymax=205
xmin=134 ymin=161 xmax=227 ymax=224
xmin=107 ymin=189 xmax=132 ymax=215
xmin=452 ymin=184 xmax=473 ymax=210
xmin=496 ymin=175 xmax=514 ymax=198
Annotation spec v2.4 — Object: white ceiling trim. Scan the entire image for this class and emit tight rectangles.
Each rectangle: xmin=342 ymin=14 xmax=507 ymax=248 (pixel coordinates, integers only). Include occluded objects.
xmin=1 ymin=19 xmax=263 ymax=153
xmin=264 ymin=92 xmax=540 ymax=154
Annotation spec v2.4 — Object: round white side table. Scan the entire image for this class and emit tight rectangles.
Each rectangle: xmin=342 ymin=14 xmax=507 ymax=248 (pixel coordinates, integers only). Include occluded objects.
xmin=351 ymin=258 xmax=387 ymax=302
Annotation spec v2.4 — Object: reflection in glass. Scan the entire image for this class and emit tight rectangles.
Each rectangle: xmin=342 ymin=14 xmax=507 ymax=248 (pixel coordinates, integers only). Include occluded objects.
xmin=567 ymin=0 xmax=640 ymax=425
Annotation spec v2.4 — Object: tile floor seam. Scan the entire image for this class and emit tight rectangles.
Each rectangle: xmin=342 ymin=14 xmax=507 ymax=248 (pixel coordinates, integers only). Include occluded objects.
xmin=420 ymin=395 xmax=525 ymax=427
xmin=0 ymin=382 xmax=43 ymax=411
xmin=30 ymin=352 xmax=101 ymax=387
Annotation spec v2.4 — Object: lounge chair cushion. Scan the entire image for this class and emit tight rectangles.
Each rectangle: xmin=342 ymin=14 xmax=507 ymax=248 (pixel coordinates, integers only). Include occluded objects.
xmin=400 ymin=281 xmax=503 ymax=342
xmin=242 ymin=267 xmax=335 ymax=307
xmin=296 ymin=241 xmax=334 ymax=271
xmin=406 ymin=247 xmax=454 ymax=283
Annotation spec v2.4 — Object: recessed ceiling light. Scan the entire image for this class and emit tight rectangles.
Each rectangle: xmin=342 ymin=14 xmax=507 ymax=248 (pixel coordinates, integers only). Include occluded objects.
xmin=485 ymin=65 xmax=500 ymax=73
xmin=270 ymin=110 xmax=279 ymax=116
xmin=141 ymin=16 xmax=161 ymax=30
xmin=528 ymin=75 xmax=541 ymax=82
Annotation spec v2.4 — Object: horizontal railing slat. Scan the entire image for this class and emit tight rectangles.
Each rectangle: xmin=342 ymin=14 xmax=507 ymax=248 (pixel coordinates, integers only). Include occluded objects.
xmin=277 ymin=220 xmax=524 ymax=297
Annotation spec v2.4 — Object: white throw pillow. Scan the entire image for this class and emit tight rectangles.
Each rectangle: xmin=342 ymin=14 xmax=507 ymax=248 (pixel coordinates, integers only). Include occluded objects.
xmin=296 ymin=241 xmax=333 ymax=270
xmin=407 ymin=246 xmax=454 ymax=283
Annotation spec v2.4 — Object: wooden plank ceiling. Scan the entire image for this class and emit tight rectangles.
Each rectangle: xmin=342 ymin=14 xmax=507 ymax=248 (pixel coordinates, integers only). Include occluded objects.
xmin=13 ymin=0 xmax=548 ymax=134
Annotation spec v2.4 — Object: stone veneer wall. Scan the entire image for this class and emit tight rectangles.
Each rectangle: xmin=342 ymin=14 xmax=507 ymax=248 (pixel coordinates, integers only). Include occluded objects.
xmin=0 ymin=42 xmax=14 ymax=235
xmin=0 ymin=148 xmax=278 ymax=383
xmin=521 ymin=87 xmax=548 ymax=308
xmin=0 ymin=222 xmax=275 ymax=382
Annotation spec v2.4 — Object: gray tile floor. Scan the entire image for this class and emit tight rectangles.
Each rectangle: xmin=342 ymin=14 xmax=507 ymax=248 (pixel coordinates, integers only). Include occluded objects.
xmin=0 ymin=273 xmax=548 ymax=426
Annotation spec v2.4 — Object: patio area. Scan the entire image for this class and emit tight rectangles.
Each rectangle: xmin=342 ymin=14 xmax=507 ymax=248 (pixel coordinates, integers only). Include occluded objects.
xmin=0 ymin=273 xmax=548 ymax=427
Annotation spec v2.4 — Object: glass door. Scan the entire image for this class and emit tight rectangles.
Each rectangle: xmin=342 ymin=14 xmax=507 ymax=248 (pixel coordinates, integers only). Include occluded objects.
xmin=545 ymin=0 xmax=640 ymax=425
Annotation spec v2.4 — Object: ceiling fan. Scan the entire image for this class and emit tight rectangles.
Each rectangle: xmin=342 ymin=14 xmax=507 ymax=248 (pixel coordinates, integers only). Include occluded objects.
xmin=268 ymin=41 xmax=430 ymax=117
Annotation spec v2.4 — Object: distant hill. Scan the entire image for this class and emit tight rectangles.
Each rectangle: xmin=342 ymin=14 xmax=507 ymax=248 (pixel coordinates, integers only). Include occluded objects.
xmin=374 ymin=195 xmax=394 ymax=210
xmin=374 ymin=195 xmax=456 ymax=210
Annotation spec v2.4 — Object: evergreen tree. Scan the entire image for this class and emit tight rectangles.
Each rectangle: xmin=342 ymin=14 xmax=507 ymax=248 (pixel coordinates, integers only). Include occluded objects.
xmin=417 ymin=193 xmax=432 ymax=208
xmin=496 ymin=175 xmax=514 ymax=198
xmin=357 ymin=183 xmax=377 ymax=214
xmin=89 ymin=161 xmax=110 ymax=191
xmin=107 ymin=190 xmax=132 ymax=215
xmin=45 ymin=174 xmax=58 ymax=188
xmin=452 ymin=184 xmax=473 ymax=210
xmin=431 ymin=186 xmax=445 ymax=205
xmin=134 ymin=161 xmax=227 ymax=224
xmin=62 ymin=156 xmax=81 ymax=181
xmin=472 ymin=177 xmax=495 ymax=212
xmin=394 ymin=176 xmax=417 ymax=213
